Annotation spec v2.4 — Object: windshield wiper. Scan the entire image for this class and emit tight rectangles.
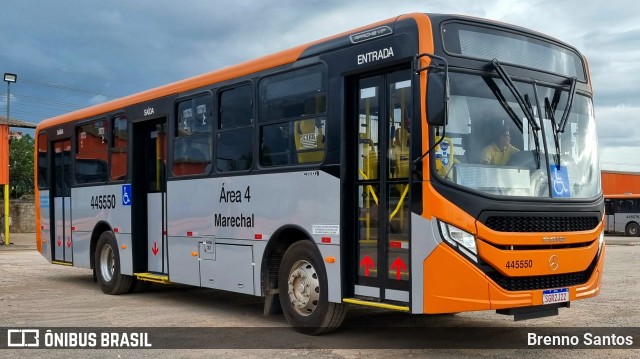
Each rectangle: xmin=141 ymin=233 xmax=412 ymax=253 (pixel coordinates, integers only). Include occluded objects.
xmin=545 ymin=97 xmax=562 ymax=169
xmin=545 ymin=77 xmax=578 ymax=169
xmin=491 ymin=59 xmax=542 ymax=168
xmin=558 ymin=77 xmax=577 ymax=133
xmin=491 ymin=59 xmax=540 ymax=132
xmin=483 ymin=77 xmax=523 ymax=133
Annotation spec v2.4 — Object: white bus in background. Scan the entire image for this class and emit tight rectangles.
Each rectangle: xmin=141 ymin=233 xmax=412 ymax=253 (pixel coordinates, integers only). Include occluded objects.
xmin=605 ymin=194 xmax=640 ymax=236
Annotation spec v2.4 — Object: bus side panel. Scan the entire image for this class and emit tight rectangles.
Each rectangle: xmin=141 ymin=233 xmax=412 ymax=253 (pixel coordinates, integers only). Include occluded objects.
xmin=71 ymin=184 xmax=133 ymax=269
xmin=167 ymin=236 xmax=201 ymax=286
xmin=63 ymin=197 xmax=73 ymax=263
xmin=200 ymin=244 xmax=255 ymax=294
xmin=615 ymin=213 xmax=637 ymax=234
xmin=53 ymin=197 xmax=65 ymax=261
xmin=166 ymin=172 xmax=342 ymax=302
xmin=115 ymin=233 xmax=133 ymax=276
xmin=71 ymin=231 xmax=91 ymax=269
xmin=410 ymin=213 xmax=443 ymax=313
xmin=39 ymin=190 xmax=52 ymax=263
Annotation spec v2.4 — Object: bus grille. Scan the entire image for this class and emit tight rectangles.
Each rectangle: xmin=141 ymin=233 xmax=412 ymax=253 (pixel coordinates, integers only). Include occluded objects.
xmin=484 ymin=216 xmax=599 ymax=233
xmin=485 ymin=255 xmax=598 ymax=292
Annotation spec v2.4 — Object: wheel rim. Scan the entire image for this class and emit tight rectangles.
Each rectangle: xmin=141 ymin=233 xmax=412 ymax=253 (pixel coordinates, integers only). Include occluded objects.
xmin=287 ymin=260 xmax=320 ymax=316
xmin=631 ymin=225 xmax=639 ymax=236
xmin=99 ymin=244 xmax=115 ymax=282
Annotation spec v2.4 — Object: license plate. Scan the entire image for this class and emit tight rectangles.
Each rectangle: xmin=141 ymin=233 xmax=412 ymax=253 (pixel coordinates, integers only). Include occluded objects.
xmin=542 ymin=288 xmax=569 ymax=305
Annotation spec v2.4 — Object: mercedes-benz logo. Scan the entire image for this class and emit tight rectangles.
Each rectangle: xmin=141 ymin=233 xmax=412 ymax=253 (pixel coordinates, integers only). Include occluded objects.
xmin=549 ymin=255 xmax=559 ymax=271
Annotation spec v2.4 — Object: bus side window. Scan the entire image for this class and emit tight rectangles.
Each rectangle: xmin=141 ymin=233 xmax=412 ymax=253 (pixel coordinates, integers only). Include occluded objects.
xmin=75 ymin=119 xmax=108 ymax=184
xmin=258 ymin=65 xmax=327 ymax=167
xmin=110 ymin=114 xmax=128 ymax=181
xmin=260 ymin=123 xmax=290 ymax=166
xmin=216 ymin=85 xmax=254 ymax=172
xmin=37 ymin=132 xmax=49 ymax=189
xmin=173 ymin=95 xmax=213 ymax=176
xmin=605 ymin=200 xmax=613 ymax=215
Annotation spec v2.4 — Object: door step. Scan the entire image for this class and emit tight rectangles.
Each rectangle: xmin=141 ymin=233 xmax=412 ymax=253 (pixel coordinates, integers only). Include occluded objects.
xmin=52 ymin=260 xmax=73 ymax=266
xmin=134 ymin=272 xmax=170 ymax=284
xmin=343 ymin=298 xmax=410 ymax=312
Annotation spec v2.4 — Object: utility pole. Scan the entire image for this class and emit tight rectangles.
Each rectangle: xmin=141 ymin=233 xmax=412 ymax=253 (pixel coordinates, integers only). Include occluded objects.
xmin=2 ymin=73 xmax=17 ymax=245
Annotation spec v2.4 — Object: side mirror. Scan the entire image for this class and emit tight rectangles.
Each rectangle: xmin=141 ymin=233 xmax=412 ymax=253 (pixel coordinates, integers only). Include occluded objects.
xmin=426 ymin=70 xmax=449 ymax=127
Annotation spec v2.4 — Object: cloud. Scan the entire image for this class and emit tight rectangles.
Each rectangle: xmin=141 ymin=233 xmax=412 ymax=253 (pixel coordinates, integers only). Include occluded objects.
xmin=600 ymin=145 xmax=640 ymax=171
xmin=88 ymin=95 xmax=109 ymax=106
xmin=596 ymin=105 xmax=640 ymax=148
xmin=1 ymin=0 xmax=639 ymax=171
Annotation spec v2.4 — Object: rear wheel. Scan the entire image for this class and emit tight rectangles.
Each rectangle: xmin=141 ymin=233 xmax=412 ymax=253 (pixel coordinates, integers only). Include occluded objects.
xmin=95 ymin=231 xmax=133 ymax=294
xmin=278 ymin=240 xmax=346 ymax=335
xmin=625 ymin=222 xmax=639 ymax=237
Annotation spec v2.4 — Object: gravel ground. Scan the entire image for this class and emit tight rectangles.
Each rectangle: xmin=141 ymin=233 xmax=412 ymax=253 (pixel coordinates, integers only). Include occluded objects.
xmin=0 ymin=233 xmax=638 ymax=358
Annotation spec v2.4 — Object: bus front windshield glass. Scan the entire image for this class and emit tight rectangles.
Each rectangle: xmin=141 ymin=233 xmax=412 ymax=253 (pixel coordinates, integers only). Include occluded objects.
xmin=434 ymin=72 xmax=600 ymax=199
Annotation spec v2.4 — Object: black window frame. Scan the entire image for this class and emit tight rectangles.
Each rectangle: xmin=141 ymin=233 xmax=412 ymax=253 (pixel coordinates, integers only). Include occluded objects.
xmin=37 ymin=131 xmax=49 ymax=190
xmin=172 ymin=92 xmax=215 ymax=178
xmin=109 ymin=113 xmax=129 ymax=182
xmin=257 ymin=64 xmax=328 ymax=168
xmin=74 ymin=117 xmax=109 ymax=185
xmin=215 ymin=82 xmax=255 ymax=174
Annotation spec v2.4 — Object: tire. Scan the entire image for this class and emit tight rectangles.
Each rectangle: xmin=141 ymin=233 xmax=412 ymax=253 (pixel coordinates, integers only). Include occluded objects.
xmin=95 ymin=231 xmax=133 ymax=294
xmin=278 ymin=240 xmax=346 ymax=335
xmin=625 ymin=222 xmax=640 ymax=237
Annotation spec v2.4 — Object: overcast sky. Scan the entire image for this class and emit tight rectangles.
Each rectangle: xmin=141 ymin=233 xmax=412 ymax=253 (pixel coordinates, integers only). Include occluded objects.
xmin=1 ymin=0 xmax=638 ymax=172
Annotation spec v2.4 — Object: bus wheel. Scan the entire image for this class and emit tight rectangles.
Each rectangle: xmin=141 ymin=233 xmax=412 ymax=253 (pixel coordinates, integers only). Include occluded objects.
xmin=95 ymin=231 xmax=133 ymax=294
xmin=625 ymin=223 xmax=640 ymax=237
xmin=278 ymin=240 xmax=346 ymax=335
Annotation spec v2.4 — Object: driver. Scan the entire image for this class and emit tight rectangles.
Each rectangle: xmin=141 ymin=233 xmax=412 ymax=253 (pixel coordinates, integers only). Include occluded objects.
xmin=481 ymin=125 xmax=519 ymax=165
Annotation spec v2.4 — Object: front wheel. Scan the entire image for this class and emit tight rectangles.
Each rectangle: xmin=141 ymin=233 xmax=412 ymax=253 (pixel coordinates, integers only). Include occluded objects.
xmin=95 ymin=231 xmax=133 ymax=294
xmin=625 ymin=222 xmax=640 ymax=237
xmin=278 ymin=240 xmax=346 ymax=335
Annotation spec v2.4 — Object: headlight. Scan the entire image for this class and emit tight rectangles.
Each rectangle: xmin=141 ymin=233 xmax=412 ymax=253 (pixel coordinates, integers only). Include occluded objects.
xmin=598 ymin=230 xmax=604 ymax=254
xmin=438 ymin=220 xmax=477 ymax=261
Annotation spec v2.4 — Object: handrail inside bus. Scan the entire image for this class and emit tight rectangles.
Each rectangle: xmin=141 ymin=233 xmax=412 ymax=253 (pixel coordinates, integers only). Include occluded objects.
xmin=389 ymin=184 xmax=409 ymax=221
xmin=358 ymin=170 xmax=379 ymax=205
xmin=359 ymin=169 xmax=409 ymax=221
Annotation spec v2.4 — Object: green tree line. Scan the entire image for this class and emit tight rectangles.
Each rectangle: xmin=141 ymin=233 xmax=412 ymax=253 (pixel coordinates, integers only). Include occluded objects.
xmin=3 ymin=134 xmax=34 ymax=199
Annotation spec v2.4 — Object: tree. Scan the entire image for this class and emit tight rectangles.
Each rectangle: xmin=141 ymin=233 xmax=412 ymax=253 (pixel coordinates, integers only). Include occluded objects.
xmin=9 ymin=134 xmax=34 ymax=199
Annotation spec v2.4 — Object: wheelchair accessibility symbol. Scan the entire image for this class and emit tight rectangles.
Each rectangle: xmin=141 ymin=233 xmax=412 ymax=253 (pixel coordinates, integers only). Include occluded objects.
xmin=122 ymin=184 xmax=132 ymax=206
xmin=550 ymin=165 xmax=571 ymax=198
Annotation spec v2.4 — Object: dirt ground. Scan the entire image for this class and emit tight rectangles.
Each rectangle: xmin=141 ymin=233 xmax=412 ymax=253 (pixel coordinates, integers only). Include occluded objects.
xmin=0 ymin=233 xmax=638 ymax=358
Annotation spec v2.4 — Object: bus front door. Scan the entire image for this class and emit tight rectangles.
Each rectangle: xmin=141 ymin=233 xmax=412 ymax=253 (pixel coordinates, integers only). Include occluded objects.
xmin=353 ymin=69 xmax=412 ymax=305
xmin=132 ymin=118 xmax=168 ymax=274
xmin=51 ymin=140 xmax=72 ymax=264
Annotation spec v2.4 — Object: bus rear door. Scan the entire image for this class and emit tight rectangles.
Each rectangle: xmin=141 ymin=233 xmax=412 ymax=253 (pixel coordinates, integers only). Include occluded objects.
xmin=131 ymin=117 xmax=168 ymax=274
xmin=51 ymin=139 xmax=72 ymax=264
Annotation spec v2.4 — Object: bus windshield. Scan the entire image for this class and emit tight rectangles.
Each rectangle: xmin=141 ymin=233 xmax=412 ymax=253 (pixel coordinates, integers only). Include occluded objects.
xmin=434 ymin=71 xmax=600 ymax=199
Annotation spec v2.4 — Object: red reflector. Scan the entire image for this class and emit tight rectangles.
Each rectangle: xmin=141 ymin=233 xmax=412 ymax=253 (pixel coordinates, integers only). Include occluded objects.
xmin=322 ymin=237 xmax=331 ymax=243
xmin=41 ymin=225 xmax=44 ymax=230
xmin=255 ymin=234 xmax=263 ymax=240
xmin=71 ymin=226 xmax=76 ymax=231
xmin=390 ymin=241 xmax=401 ymax=248
xmin=114 ymin=228 xmax=119 ymax=233
xmin=163 ymin=230 xmax=167 ymax=235
xmin=187 ymin=231 xmax=193 ymax=237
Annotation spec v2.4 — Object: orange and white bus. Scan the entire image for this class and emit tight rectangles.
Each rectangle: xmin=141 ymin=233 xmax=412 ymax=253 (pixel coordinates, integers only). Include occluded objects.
xmin=605 ymin=194 xmax=640 ymax=236
xmin=35 ymin=13 xmax=604 ymax=334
